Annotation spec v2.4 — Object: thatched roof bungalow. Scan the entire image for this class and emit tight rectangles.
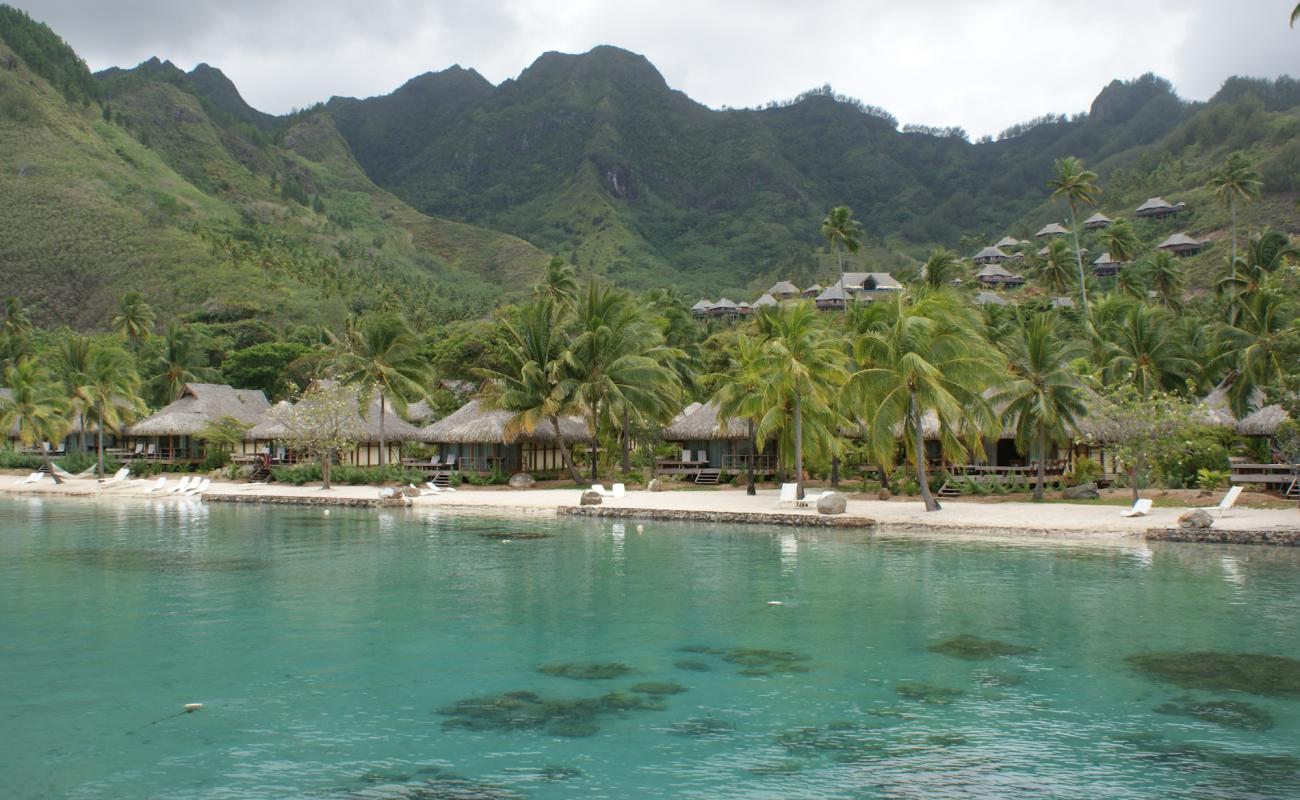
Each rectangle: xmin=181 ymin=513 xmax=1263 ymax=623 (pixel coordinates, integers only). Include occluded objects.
xmin=1136 ymin=197 xmax=1186 ymax=219
xmin=709 ymin=298 xmax=740 ymax=319
xmin=843 ymin=272 xmax=903 ymax=292
xmin=1035 ymin=222 xmax=1069 ymax=237
xmin=243 ymin=387 xmax=420 ymax=467
xmin=801 ymin=283 xmax=823 ymax=298
xmin=690 ymin=299 xmax=713 ymax=318
xmin=125 ymin=383 xmax=269 ymax=462
xmin=418 ymin=398 xmax=590 ymax=476
xmin=1157 ymin=233 xmax=1203 ymax=256
xmin=994 ymin=236 xmax=1023 ymax=249
xmin=659 ymin=401 xmax=771 ymax=477
xmin=973 ymin=246 xmax=1009 ymax=265
xmin=814 ymin=281 xmax=848 ymax=311
xmin=752 ymin=293 xmax=778 ymax=309
xmin=768 ymin=280 xmax=800 ymax=299
xmin=1236 ymin=405 xmax=1289 ymax=438
xmin=974 ymin=263 xmax=1025 ymax=287
xmin=1092 ymin=251 xmax=1125 ymax=277
xmin=1082 ymin=212 xmax=1113 ymax=230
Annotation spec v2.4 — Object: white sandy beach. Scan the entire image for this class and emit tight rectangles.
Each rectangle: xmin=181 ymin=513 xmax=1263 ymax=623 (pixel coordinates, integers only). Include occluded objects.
xmin=2 ymin=472 xmax=1296 ymax=539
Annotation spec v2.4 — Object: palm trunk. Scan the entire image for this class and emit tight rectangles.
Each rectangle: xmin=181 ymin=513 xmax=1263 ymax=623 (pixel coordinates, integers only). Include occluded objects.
xmin=831 ymin=456 xmax=840 ymax=488
xmin=1034 ymin=427 xmax=1047 ymax=502
xmin=745 ymin=418 xmax=756 ymax=496
xmin=837 ymin=247 xmax=846 ymax=315
xmin=378 ymin=395 xmax=387 ymax=468
xmin=1069 ymin=207 xmax=1088 ymax=315
xmin=550 ymin=415 xmax=582 ymax=483
xmin=793 ymin=392 xmax=804 ymax=500
xmin=1229 ymin=198 xmax=1237 ymax=278
xmin=620 ymin=406 xmax=631 ymax=474
xmin=43 ymin=446 xmax=63 ymax=485
xmin=322 ymin=452 xmax=332 ymax=490
xmin=97 ymin=424 xmax=105 ymax=479
xmin=589 ymin=404 xmax=599 ymax=485
xmin=912 ymin=392 xmax=939 ymax=512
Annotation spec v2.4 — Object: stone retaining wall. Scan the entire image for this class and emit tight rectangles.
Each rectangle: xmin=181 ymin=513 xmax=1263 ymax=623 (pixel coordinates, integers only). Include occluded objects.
xmin=1146 ymin=527 xmax=1300 ymax=546
xmin=204 ymin=492 xmax=407 ymax=509
xmin=559 ymin=505 xmax=875 ymax=528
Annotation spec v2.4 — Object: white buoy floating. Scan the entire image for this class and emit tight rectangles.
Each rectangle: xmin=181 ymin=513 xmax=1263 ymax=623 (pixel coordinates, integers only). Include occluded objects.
xmin=635 ymin=524 xmax=645 ymax=534
xmin=184 ymin=703 xmax=205 ymax=713
xmin=767 ymin=601 xmax=784 ymax=607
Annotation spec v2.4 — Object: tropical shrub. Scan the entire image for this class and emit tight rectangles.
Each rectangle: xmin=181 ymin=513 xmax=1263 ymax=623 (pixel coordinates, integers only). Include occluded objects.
xmin=1195 ymin=468 xmax=1230 ymax=491
xmin=1069 ymin=457 xmax=1102 ymax=486
xmin=1153 ymin=427 xmax=1230 ymax=489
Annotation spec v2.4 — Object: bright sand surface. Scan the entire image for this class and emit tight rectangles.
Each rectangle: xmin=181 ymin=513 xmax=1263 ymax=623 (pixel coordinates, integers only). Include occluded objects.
xmin=2 ymin=473 xmax=1296 ymax=539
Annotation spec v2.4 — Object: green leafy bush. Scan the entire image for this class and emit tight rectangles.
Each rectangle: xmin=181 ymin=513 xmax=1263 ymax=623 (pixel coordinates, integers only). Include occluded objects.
xmin=0 ymin=447 xmax=45 ymax=470
xmin=270 ymin=463 xmax=428 ymax=486
xmin=1069 ymin=457 xmax=1102 ymax=486
xmin=1154 ymin=427 xmax=1230 ymax=489
xmin=1195 ymin=468 xmax=1229 ymax=491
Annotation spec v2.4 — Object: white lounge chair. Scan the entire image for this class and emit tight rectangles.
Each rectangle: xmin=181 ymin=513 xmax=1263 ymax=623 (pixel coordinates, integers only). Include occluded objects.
xmin=100 ymin=467 xmax=130 ymax=485
xmin=168 ymin=476 xmax=192 ymax=494
xmin=185 ymin=478 xmax=211 ymax=496
xmin=776 ymin=483 xmax=799 ymax=507
xmin=146 ymin=477 xmax=167 ymax=493
xmin=590 ymin=484 xmax=612 ymax=497
xmin=696 ymin=450 xmax=707 ymax=465
xmin=681 ymin=449 xmax=692 ymax=463
xmin=378 ymin=487 xmax=397 ymax=499
xmin=1213 ymin=486 xmax=1243 ymax=518
xmin=612 ymin=483 xmax=626 ymax=498
xmin=1121 ymin=498 xmax=1153 ymax=517
xmin=18 ymin=471 xmax=43 ymax=485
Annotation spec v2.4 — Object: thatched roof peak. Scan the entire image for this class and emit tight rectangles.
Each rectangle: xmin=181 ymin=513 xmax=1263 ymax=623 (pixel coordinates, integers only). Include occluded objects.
xmin=418 ymin=398 xmax=591 ymax=445
xmin=661 ymin=400 xmax=749 ymax=441
xmin=752 ymin=293 xmax=778 ymax=308
xmin=127 ymin=383 xmax=269 ymax=437
xmin=975 ymin=246 xmax=1008 ymax=261
xmin=768 ymin=280 xmax=799 ymax=295
xmin=994 ymin=236 xmax=1022 ymax=249
xmin=1157 ymin=232 xmax=1200 ymax=249
xmin=1035 ymin=222 xmax=1069 ymax=237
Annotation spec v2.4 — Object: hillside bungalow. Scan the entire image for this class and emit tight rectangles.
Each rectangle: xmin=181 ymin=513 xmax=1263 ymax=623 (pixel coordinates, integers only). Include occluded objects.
xmin=709 ymin=298 xmax=740 ymax=319
xmin=124 ymin=383 xmax=269 ymax=463
xmin=1035 ymin=222 xmax=1069 ymax=238
xmin=658 ymin=401 xmax=773 ymax=483
xmin=814 ymin=281 xmax=848 ymax=311
xmin=994 ymin=236 xmax=1023 ymax=250
xmin=752 ymin=293 xmax=778 ymax=309
xmin=690 ymin=300 xmax=712 ymax=318
xmin=418 ymin=398 xmax=590 ymax=476
xmin=1082 ymin=212 xmax=1113 ymax=231
xmin=973 ymin=246 xmax=1010 ymax=265
xmin=1092 ymin=251 xmax=1125 ymax=277
xmin=768 ymin=280 xmax=800 ymax=300
xmin=1157 ymin=233 xmax=1204 ymax=257
xmin=1135 ymin=197 xmax=1186 ymax=219
xmin=801 ymin=283 xmax=823 ymax=299
xmin=843 ymin=272 xmax=904 ymax=293
xmin=975 ymin=263 xmax=1025 ymax=288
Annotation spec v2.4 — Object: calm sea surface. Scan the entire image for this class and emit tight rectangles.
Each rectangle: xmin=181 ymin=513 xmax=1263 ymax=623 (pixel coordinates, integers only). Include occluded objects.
xmin=2 ymin=497 xmax=1298 ymax=799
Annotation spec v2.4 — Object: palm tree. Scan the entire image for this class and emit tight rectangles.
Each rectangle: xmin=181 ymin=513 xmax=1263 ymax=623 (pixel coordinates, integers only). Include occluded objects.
xmin=1102 ymin=218 xmax=1141 ymax=265
xmin=1103 ymin=304 xmax=1190 ymax=400
xmin=565 ymin=282 xmax=679 ymax=483
xmin=993 ymin=314 xmax=1087 ymax=501
xmin=1036 ymin=238 xmax=1076 ymax=297
xmin=754 ymin=302 xmax=848 ymax=499
xmin=821 ymin=206 xmax=862 ymax=311
xmin=0 ymin=296 xmax=32 ymax=370
xmin=479 ymin=297 xmax=583 ymax=483
xmin=848 ymin=291 xmax=1001 ymax=512
xmin=1145 ymin=251 xmax=1185 ymax=310
xmin=706 ymin=336 xmax=768 ymax=495
xmin=1048 ymin=157 xmax=1100 ymax=314
xmin=535 ymin=256 xmax=579 ymax=310
xmin=1208 ymin=152 xmax=1263 ymax=272
xmin=1218 ymin=230 xmax=1299 ymax=322
xmin=76 ymin=345 xmax=146 ymax=477
xmin=144 ymin=321 xmax=214 ymax=405
xmin=52 ymin=334 xmax=93 ymax=451
xmin=112 ymin=291 xmax=156 ymax=347
xmin=1115 ymin=262 xmax=1150 ymax=300
xmin=0 ymin=359 xmax=69 ymax=483
xmin=334 ymin=313 xmax=431 ymax=467
xmin=1215 ymin=282 xmax=1299 ymax=417
xmin=1293 ymin=3 xmax=1299 ymax=26
xmin=921 ymin=248 xmax=959 ymax=290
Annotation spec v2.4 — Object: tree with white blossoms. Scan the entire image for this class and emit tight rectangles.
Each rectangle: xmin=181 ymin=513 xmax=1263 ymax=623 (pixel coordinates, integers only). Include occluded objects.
xmin=1097 ymin=385 xmax=1201 ymax=504
xmin=268 ymin=382 xmax=361 ymax=490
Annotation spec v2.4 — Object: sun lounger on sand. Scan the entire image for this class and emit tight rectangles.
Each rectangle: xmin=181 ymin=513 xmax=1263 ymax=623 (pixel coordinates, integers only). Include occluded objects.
xmin=590 ymin=484 xmax=612 ymax=497
xmin=1121 ymin=498 xmax=1153 ymax=517
xmin=146 ymin=477 xmax=167 ymax=493
xmin=612 ymin=483 xmax=626 ymax=498
xmin=422 ymin=481 xmax=456 ymax=494
xmin=1213 ymin=485 xmax=1243 ymax=518
xmin=99 ymin=467 xmax=130 ymax=485
xmin=18 ymin=472 xmax=43 ymax=485
xmin=777 ymin=482 xmax=827 ymax=509
xmin=168 ymin=476 xmax=192 ymax=494
xmin=184 ymin=478 xmax=210 ymax=496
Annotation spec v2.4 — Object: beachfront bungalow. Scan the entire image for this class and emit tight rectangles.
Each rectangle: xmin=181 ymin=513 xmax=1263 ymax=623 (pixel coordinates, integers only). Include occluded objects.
xmin=241 ymin=390 xmax=419 ymax=469
xmin=974 ymin=263 xmax=1025 ymax=288
xmin=123 ymin=383 xmax=269 ymax=464
xmin=801 ymin=283 xmax=823 ymax=299
xmin=658 ymin=401 xmax=773 ymax=483
xmin=1092 ymin=251 xmax=1125 ymax=277
xmin=973 ymin=246 xmax=1010 ymax=265
xmin=1157 ymin=233 xmax=1204 ymax=257
xmin=768 ymin=281 xmax=800 ymax=300
xmin=1035 ymin=222 xmax=1069 ymax=238
xmin=1082 ymin=212 xmax=1113 ymax=231
xmin=418 ymin=398 xmax=590 ymax=477
xmin=1135 ymin=197 xmax=1186 ymax=219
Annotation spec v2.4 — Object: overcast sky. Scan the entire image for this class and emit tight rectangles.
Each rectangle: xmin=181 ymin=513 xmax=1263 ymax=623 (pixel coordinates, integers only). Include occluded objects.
xmin=13 ymin=0 xmax=1299 ymax=137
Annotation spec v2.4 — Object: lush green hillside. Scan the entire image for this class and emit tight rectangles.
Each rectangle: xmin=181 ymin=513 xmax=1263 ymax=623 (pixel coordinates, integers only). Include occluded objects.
xmin=0 ymin=6 xmax=548 ymax=330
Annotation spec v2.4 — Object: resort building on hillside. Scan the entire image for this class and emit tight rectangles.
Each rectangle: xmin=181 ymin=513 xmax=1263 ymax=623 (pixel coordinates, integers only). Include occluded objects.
xmin=1092 ymin=251 xmax=1125 ymax=277
xmin=974 ymin=263 xmax=1025 ymax=288
xmin=768 ymin=281 xmax=800 ymax=300
xmin=124 ymin=383 xmax=269 ymax=463
xmin=801 ymin=283 xmax=823 ymax=299
xmin=418 ymin=398 xmax=591 ymax=477
xmin=658 ymin=401 xmax=773 ymax=484
xmin=752 ymin=293 xmax=778 ymax=309
xmin=1035 ymin=222 xmax=1069 ymax=237
xmin=973 ymin=246 xmax=1010 ymax=265
xmin=814 ymin=281 xmax=849 ymax=311
xmin=994 ymin=236 xmax=1023 ymax=250
xmin=1156 ymin=233 xmax=1204 ymax=256
xmin=1135 ymin=197 xmax=1186 ymax=219
xmin=843 ymin=272 xmax=904 ymax=294
xmin=690 ymin=300 xmax=712 ymax=318
xmin=1082 ymin=212 xmax=1113 ymax=230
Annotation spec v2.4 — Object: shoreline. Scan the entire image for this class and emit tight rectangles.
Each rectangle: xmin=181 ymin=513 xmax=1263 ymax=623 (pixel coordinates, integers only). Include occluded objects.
xmin=3 ymin=473 xmax=1297 ymax=545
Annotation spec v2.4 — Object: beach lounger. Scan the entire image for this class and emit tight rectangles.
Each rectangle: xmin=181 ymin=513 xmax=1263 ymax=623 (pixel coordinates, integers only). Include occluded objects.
xmin=444 ymin=455 xmax=457 ymax=469
xmin=145 ymin=444 xmax=157 ymax=459
xmin=184 ymin=478 xmax=210 ymax=496
xmin=146 ymin=477 xmax=167 ymax=493
xmin=168 ymin=476 xmax=192 ymax=494
xmin=18 ymin=472 xmax=43 ymax=485
xmin=100 ymin=467 xmax=130 ymax=485
xmin=378 ymin=487 xmax=397 ymax=499
xmin=612 ymin=483 xmax=626 ymax=498
xmin=1121 ymin=498 xmax=1153 ymax=517
xmin=776 ymin=483 xmax=799 ymax=507
xmin=590 ymin=484 xmax=612 ymax=497
xmin=1213 ymin=486 xmax=1243 ymax=518
xmin=696 ymin=450 xmax=707 ymax=465
xmin=681 ymin=449 xmax=692 ymax=463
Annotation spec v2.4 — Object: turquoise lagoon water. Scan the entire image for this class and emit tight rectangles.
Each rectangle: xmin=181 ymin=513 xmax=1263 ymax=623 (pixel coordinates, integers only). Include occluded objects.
xmin=2 ymin=497 xmax=1299 ymax=799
